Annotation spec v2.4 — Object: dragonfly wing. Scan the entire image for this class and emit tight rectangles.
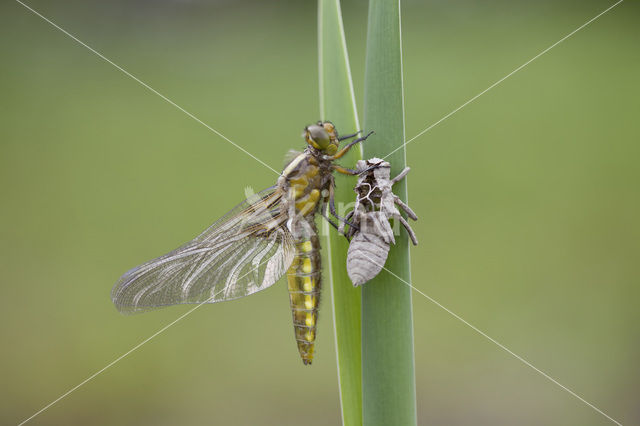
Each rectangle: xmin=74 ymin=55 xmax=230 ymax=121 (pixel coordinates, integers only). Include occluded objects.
xmin=111 ymin=188 xmax=294 ymax=314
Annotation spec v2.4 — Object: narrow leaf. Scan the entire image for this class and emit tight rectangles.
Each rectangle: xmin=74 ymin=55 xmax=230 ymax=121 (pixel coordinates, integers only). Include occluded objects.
xmin=318 ymin=1 xmax=363 ymax=425
xmin=362 ymin=1 xmax=417 ymax=425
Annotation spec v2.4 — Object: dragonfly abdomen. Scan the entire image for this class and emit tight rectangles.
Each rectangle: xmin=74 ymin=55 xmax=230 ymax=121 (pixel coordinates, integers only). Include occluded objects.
xmin=286 ymin=225 xmax=321 ymax=365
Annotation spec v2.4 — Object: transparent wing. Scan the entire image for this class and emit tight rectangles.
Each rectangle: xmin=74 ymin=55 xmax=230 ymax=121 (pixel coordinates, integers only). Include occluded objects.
xmin=111 ymin=187 xmax=295 ymax=314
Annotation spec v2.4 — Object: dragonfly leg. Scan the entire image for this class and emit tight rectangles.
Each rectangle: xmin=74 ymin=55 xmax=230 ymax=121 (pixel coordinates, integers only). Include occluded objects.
xmin=320 ymin=206 xmax=349 ymax=237
xmin=396 ymin=214 xmax=418 ymax=245
xmin=319 ymin=197 xmax=350 ymax=238
xmin=332 ymin=164 xmax=359 ymax=176
xmin=330 ymin=131 xmax=374 ymax=160
xmin=338 ymin=131 xmax=361 ymax=141
xmin=390 ymin=167 xmax=411 ymax=185
xmin=328 ymin=181 xmax=359 ymax=231
xmin=356 ymin=164 xmax=382 ymax=176
xmin=393 ymin=194 xmax=418 ymax=220
xmin=338 ymin=210 xmax=355 ymax=239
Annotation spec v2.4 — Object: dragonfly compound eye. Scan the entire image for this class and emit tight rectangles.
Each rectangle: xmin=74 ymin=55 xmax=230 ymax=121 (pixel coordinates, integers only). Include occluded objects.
xmin=306 ymin=124 xmax=331 ymax=150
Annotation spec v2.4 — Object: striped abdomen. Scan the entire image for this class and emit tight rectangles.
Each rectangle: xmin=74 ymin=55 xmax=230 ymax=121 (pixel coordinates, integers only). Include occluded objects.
xmin=286 ymin=220 xmax=321 ymax=365
xmin=281 ymin=152 xmax=324 ymax=364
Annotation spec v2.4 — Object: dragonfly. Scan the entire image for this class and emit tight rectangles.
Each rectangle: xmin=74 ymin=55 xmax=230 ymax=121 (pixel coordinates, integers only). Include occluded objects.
xmin=111 ymin=121 xmax=372 ymax=365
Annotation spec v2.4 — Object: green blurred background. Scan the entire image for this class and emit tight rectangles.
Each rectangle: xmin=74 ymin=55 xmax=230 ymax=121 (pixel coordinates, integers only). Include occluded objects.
xmin=1 ymin=0 xmax=638 ymax=424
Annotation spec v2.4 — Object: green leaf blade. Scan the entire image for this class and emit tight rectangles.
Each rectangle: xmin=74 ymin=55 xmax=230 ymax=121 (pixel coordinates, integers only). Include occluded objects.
xmin=318 ymin=1 xmax=363 ymax=425
xmin=362 ymin=1 xmax=417 ymax=425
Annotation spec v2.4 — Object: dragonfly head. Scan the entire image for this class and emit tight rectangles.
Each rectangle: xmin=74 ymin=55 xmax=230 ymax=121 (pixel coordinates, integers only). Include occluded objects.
xmin=303 ymin=121 xmax=339 ymax=156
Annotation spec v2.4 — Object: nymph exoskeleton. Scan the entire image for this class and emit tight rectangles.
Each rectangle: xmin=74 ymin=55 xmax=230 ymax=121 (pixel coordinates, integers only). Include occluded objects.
xmin=341 ymin=158 xmax=418 ymax=286
xmin=111 ymin=121 xmax=372 ymax=365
